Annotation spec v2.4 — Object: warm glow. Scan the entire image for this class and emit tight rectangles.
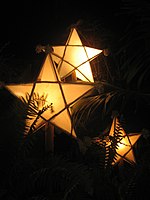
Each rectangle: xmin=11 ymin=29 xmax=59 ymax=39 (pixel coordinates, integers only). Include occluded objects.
xmin=5 ymin=54 xmax=94 ymax=137
xmin=117 ymin=138 xmax=128 ymax=150
xmin=51 ymin=28 xmax=102 ymax=82
xmin=109 ymin=117 xmax=141 ymax=165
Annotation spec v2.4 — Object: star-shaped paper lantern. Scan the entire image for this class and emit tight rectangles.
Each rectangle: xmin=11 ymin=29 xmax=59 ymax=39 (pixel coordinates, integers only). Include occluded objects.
xmin=51 ymin=28 xmax=102 ymax=82
xmin=5 ymin=54 xmax=94 ymax=137
xmin=109 ymin=116 xmax=141 ymax=165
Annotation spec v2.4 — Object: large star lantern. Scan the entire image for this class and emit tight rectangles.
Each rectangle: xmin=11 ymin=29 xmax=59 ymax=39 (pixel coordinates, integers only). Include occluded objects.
xmin=51 ymin=28 xmax=102 ymax=82
xmin=109 ymin=116 xmax=141 ymax=165
xmin=5 ymin=54 xmax=94 ymax=137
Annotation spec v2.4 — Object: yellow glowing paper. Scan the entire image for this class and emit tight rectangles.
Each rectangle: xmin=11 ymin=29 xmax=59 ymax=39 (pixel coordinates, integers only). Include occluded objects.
xmin=5 ymin=54 xmax=94 ymax=137
xmin=109 ymin=117 xmax=141 ymax=165
xmin=51 ymin=28 xmax=102 ymax=82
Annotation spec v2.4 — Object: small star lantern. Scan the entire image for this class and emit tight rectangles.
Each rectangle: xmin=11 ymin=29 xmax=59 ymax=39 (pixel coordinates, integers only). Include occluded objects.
xmin=109 ymin=116 xmax=141 ymax=165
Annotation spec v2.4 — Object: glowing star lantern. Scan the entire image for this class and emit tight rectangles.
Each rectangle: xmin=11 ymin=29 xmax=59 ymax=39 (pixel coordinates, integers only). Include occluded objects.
xmin=5 ymin=54 xmax=94 ymax=137
xmin=51 ymin=28 xmax=102 ymax=82
xmin=109 ymin=116 xmax=141 ymax=165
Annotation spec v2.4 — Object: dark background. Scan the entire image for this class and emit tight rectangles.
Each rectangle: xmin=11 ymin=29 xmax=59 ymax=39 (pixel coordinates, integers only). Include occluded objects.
xmin=0 ymin=0 xmax=124 ymax=60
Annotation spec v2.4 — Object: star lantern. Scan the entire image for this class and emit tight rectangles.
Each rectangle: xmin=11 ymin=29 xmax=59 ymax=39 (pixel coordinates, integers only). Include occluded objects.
xmin=5 ymin=54 xmax=94 ymax=138
xmin=51 ymin=28 xmax=102 ymax=82
xmin=109 ymin=116 xmax=141 ymax=165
